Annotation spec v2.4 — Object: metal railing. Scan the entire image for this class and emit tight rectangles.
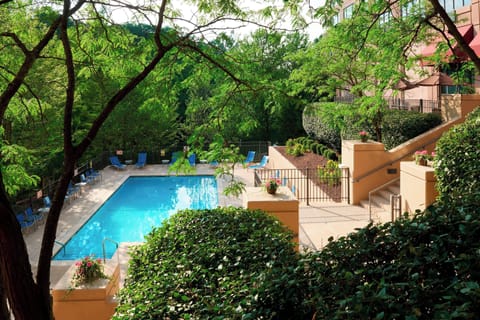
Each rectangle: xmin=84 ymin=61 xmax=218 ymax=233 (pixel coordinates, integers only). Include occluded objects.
xmin=102 ymin=238 xmax=119 ymax=264
xmin=334 ymin=96 xmax=440 ymax=114
xmin=254 ymin=167 xmax=350 ymax=204
xmin=391 ymin=194 xmax=402 ymax=222
xmin=368 ymin=177 xmax=400 ymax=222
xmin=12 ymin=141 xmax=272 ymax=213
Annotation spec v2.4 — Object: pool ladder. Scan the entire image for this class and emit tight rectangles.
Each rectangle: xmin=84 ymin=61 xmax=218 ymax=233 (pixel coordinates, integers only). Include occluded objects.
xmin=54 ymin=240 xmax=67 ymax=256
xmin=102 ymin=237 xmax=119 ymax=264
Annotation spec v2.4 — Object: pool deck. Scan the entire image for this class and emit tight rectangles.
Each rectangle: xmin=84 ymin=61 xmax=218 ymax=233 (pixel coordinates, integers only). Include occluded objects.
xmin=23 ymin=163 xmax=370 ymax=288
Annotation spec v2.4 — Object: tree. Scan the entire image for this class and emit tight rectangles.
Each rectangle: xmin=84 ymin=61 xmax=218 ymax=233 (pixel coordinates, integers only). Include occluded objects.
xmin=288 ymin=0 xmax=480 ymax=142
xmin=0 ymin=0 xmax=298 ymax=318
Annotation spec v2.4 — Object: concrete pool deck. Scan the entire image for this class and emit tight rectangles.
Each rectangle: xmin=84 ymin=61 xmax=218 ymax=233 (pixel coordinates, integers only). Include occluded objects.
xmin=23 ymin=163 xmax=370 ymax=287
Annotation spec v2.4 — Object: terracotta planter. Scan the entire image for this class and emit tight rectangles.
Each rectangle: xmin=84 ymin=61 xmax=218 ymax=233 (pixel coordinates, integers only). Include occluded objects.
xmin=266 ymin=187 xmax=277 ymax=195
xmin=417 ymin=158 xmax=428 ymax=166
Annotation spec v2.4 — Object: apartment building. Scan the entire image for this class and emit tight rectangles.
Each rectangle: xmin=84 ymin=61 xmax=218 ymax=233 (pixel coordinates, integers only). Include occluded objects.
xmin=333 ymin=0 xmax=480 ymax=109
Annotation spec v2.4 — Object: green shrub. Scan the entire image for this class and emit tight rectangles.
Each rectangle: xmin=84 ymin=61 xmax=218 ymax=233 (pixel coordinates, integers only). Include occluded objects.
xmin=317 ymin=160 xmax=341 ymax=186
xmin=286 ymin=136 xmax=337 ymax=160
xmin=286 ymin=142 xmax=305 ymax=156
xmin=435 ymin=107 xmax=480 ymax=205
xmin=382 ymin=110 xmax=442 ymax=149
xmin=316 ymin=143 xmax=326 ymax=155
xmin=303 ymin=202 xmax=480 ymax=319
xmin=285 ymin=138 xmax=296 ymax=148
xmin=114 ymin=207 xmax=305 ymax=319
xmin=304 ymin=103 xmax=443 ymax=150
xmin=303 ymin=102 xmax=348 ymax=151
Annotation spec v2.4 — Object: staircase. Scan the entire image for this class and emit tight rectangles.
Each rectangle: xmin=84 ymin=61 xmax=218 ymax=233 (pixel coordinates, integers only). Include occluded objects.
xmin=360 ymin=180 xmax=400 ymax=224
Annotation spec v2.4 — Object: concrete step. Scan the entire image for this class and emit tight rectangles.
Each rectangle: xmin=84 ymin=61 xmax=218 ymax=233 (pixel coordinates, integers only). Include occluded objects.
xmin=387 ymin=183 xmax=400 ymax=195
xmin=371 ymin=194 xmax=391 ymax=212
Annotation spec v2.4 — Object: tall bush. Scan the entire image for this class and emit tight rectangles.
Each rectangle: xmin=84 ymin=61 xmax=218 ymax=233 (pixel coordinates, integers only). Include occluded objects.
xmin=435 ymin=107 xmax=480 ymax=205
xmin=303 ymin=202 xmax=480 ymax=319
xmin=114 ymin=207 xmax=305 ymax=319
xmin=381 ymin=110 xmax=442 ymax=149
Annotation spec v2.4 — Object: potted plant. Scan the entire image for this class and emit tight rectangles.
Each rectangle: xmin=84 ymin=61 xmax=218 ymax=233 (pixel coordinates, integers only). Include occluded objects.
xmin=414 ymin=150 xmax=435 ymax=166
xmin=358 ymin=130 xmax=368 ymax=142
xmin=265 ymin=177 xmax=281 ymax=195
xmin=71 ymin=255 xmax=108 ymax=287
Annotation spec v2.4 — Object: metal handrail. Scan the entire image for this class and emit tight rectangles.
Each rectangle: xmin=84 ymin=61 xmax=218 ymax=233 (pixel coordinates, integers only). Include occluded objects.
xmin=102 ymin=238 xmax=119 ymax=264
xmin=54 ymin=240 xmax=67 ymax=256
xmin=368 ymin=177 xmax=400 ymax=222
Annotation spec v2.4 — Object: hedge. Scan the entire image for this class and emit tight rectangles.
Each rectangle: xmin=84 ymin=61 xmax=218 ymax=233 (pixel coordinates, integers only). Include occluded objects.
xmin=434 ymin=107 xmax=480 ymax=206
xmin=114 ymin=207 xmax=305 ymax=319
xmin=303 ymin=202 xmax=480 ymax=319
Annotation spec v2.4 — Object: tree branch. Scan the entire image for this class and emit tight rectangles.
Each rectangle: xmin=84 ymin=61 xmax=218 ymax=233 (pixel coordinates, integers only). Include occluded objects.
xmin=0 ymin=32 xmax=30 ymax=55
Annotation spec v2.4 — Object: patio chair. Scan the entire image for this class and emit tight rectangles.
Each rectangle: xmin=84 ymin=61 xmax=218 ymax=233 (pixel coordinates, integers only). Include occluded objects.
xmin=25 ymin=207 xmax=43 ymax=225
xmin=170 ymin=151 xmax=183 ymax=165
xmin=38 ymin=196 xmax=51 ymax=214
xmin=67 ymin=181 xmax=81 ymax=201
xmin=244 ymin=151 xmax=255 ymax=165
xmin=109 ymin=156 xmax=126 ymax=170
xmin=75 ymin=174 xmax=89 ymax=189
xmin=248 ymin=155 xmax=269 ymax=169
xmin=135 ymin=152 xmax=147 ymax=168
xmin=16 ymin=213 xmax=34 ymax=233
xmin=86 ymin=168 xmax=102 ymax=182
xmin=188 ymin=153 xmax=196 ymax=167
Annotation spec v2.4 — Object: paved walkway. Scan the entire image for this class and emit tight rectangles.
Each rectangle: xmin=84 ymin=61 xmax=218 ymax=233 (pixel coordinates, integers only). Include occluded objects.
xmin=23 ymin=163 xmax=370 ymax=287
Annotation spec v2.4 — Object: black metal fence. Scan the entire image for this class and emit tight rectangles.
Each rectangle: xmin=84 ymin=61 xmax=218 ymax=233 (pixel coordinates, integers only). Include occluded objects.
xmin=105 ymin=140 xmax=270 ymax=165
xmin=12 ymin=141 xmax=272 ymax=214
xmin=254 ymin=168 xmax=350 ymax=205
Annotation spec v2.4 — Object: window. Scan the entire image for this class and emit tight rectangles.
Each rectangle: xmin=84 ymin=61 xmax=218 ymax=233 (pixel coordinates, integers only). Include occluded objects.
xmin=343 ymin=4 xmax=353 ymax=20
xmin=402 ymin=0 xmax=422 ymax=17
xmin=441 ymin=63 xmax=474 ymax=94
xmin=441 ymin=0 xmax=471 ymax=12
xmin=332 ymin=13 xmax=340 ymax=26
xmin=379 ymin=10 xmax=392 ymax=25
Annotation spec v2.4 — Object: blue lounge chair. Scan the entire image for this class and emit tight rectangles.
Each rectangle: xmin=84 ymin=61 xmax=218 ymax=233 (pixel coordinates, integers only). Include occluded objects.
xmin=244 ymin=151 xmax=255 ymax=165
xmin=16 ymin=213 xmax=34 ymax=232
xmin=170 ymin=151 xmax=183 ymax=165
xmin=86 ymin=168 xmax=101 ymax=182
xmin=109 ymin=156 xmax=126 ymax=170
xmin=188 ymin=153 xmax=196 ymax=167
xmin=135 ymin=152 xmax=147 ymax=168
xmin=75 ymin=174 xmax=89 ymax=189
xmin=38 ymin=196 xmax=51 ymax=214
xmin=67 ymin=181 xmax=80 ymax=201
xmin=84 ymin=170 xmax=96 ymax=184
xmin=248 ymin=155 xmax=269 ymax=169
xmin=25 ymin=207 xmax=43 ymax=225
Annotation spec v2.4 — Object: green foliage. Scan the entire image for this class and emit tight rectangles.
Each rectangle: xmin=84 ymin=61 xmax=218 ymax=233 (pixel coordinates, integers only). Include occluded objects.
xmin=114 ymin=207 xmax=304 ymax=319
xmin=317 ymin=160 xmax=341 ymax=186
xmin=304 ymin=103 xmax=443 ymax=151
xmin=303 ymin=102 xmax=355 ymax=151
xmin=0 ymin=142 xmax=40 ymax=196
xmin=286 ymin=142 xmax=306 ymax=156
xmin=435 ymin=108 xmax=480 ymax=205
xmin=303 ymin=202 xmax=480 ymax=319
xmin=199 ymin=135 xmax=246 ymax=198
xmin=287 ymin=136 xmax=337 ymax=161
xmin=382 ymin=110 xmax=443 ymax=150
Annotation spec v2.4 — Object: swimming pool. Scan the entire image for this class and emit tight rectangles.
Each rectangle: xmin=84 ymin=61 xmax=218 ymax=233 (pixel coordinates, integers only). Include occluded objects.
xmin=53 ymin=175 xmax=218 ymax=260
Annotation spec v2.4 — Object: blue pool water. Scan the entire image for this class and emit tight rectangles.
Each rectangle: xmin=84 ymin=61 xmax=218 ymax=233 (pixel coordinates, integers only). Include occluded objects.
xmin=53 ymin=175 xmax=218 ymax=260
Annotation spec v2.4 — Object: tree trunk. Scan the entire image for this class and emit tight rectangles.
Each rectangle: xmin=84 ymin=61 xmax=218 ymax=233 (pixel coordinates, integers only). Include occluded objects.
xmin=0 ymin=171 xmax=50 ymax=319
xmin=0 ymin=278 xmax=11 ymax=320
